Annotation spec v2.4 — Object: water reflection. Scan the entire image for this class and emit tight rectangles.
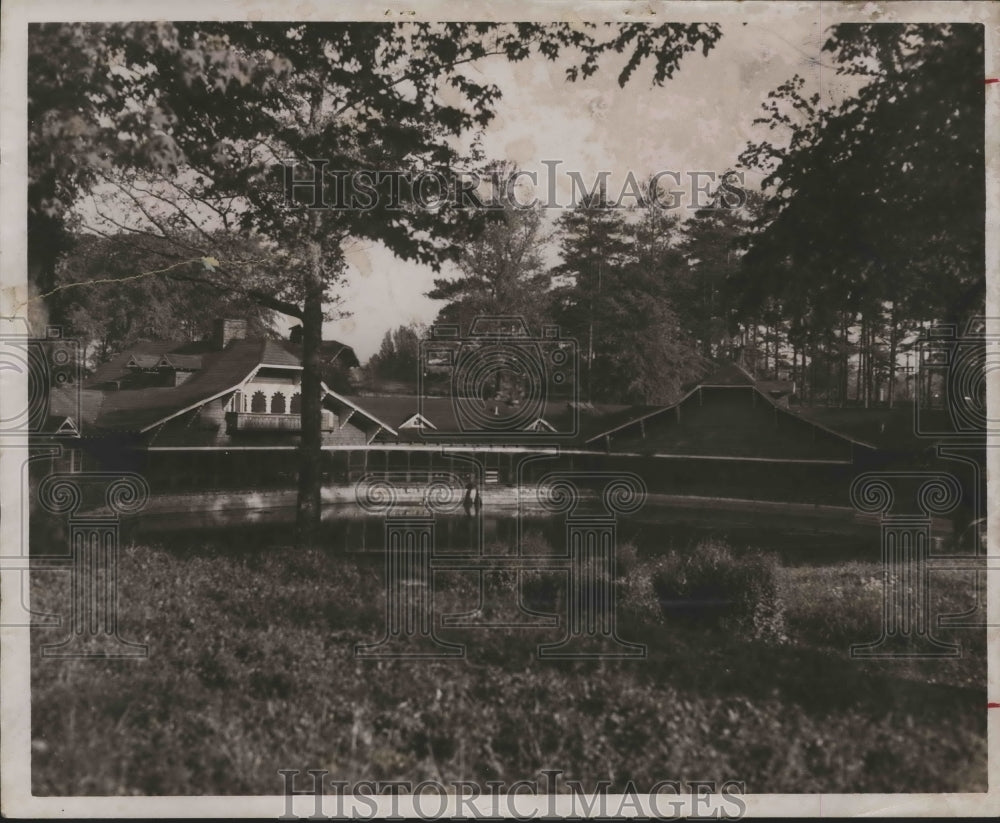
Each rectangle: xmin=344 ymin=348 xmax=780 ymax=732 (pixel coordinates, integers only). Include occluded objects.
xmin=96 ymin=503 xmax=880 ymax=566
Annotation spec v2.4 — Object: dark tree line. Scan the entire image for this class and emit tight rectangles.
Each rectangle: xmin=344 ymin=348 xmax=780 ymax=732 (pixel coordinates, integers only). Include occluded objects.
xmin=422 ymin=23 xmax=984 ymax=409
xmin=736 ymin=23 xmax=984 ymax=406
xmin=420 ymin=182 xmax=748 ymax=406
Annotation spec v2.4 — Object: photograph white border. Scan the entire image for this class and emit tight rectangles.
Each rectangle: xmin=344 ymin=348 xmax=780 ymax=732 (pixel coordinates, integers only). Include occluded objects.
xmin=2 ymin=1 xmax=997 ymax=817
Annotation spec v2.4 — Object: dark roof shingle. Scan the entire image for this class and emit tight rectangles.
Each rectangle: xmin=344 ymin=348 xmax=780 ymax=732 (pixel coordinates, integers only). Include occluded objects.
xmin=94 ymin=340 xmax=266 ymax=432
xmin=86 ymin=340 xmax=214 ymax=387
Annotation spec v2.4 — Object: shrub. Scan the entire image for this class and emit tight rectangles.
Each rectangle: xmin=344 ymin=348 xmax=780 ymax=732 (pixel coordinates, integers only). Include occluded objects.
xmin=650 ymin=541 xmax=785 ymax=639
xmin=520 ymin=570 xmax=564 ymax=613
xmin=29 ymin=543 xmax=985 ymax=795
xmin=779 ymin=563 xmax=984 ymax=655
xmin=614 ymin=540 xmax=641 ymax=579
xmin=518 ymin=530 xmax=554 ymax=556
xmin=779 ymin=563 xmax=882 ymax=651
xmin=615 ymin=560 xmax=663 ymax=628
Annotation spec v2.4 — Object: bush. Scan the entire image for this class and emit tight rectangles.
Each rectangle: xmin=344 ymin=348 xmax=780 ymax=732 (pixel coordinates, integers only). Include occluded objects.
xmin=518 ymin=530 xmax=554 ymax=556
xmin=779 ymin=563 xmax=984 ymax=656
xmin=650 ymin=541 xmax=785 ymax=639
xmin=520 ymin=570 xmax=564 ymax=613
xmin=615 ymin=561 xmax=663 ymax=628
xmin=614 ymin=540 xmax=641 ymax=579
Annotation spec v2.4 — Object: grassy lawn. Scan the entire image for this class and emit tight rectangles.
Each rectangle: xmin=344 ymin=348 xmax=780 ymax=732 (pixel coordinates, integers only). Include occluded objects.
xmin=30 ymin=533 xmax=986 ymax=795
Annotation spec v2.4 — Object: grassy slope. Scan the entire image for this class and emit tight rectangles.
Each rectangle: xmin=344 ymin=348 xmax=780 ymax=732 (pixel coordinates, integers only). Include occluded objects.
xmin=29 ymin=540 xmax=986 ymax=795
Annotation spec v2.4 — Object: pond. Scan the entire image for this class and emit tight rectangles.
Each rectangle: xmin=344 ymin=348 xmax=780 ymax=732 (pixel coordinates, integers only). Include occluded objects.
xmin=97 ymin=501 xmax=887 ymax=567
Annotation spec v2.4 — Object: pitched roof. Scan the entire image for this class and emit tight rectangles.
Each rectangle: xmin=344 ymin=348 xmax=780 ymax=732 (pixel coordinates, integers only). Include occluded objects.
xmin=574 ymin=402 xmax=658 ymax=442
xmin=756 ymin=379 xmax=794 ymax=396
xmin=128 ymin=354 xmax=162 ymax=368
xmin=43 ymin=384 xmax=105 ymax=434
xmin=94 ymin=339 xmax=266 ymax=432
xmin=346 ymin=395 xmax=456 ymax=432
xmin=584 ymin=363 xmax=877 ymax=452
xmin=793 ymin=403 xmax=975 ymax=451
xmin=260 ymin=339 xmax=302 ymax=368
xmin=345 ymin=395 xmax=612 ymax=442
xmin=86 ymin=340 xmax=214 ymax=387
xmin=160 ymin=354 xmax=203 ymax=370
xmin=74 ymin=336 xmax=363 ymax=435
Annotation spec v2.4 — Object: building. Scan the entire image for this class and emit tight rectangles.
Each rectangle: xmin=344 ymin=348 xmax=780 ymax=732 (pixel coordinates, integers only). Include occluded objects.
xmin=42 ymin=325 xmax=889 ymax=507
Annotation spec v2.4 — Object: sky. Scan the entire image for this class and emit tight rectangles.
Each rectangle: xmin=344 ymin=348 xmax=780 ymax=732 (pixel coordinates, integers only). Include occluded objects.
xmin=325 ymin=19 xmax=856 ymax=361
xmin=70 ymin=19 xmax=856 ymax=361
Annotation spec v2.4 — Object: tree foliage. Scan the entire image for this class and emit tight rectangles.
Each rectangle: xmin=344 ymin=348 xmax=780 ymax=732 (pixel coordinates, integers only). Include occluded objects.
xmin=740 ymin=24 xmax=983 ymax=321
xmin=549 ymin=186 xmax=706 ymax=404
xmin=29 ymin=20 xmax=722 ymax=544
xmin=428 ymin=173 xmax=551 ymax=334
xmin=54 ymin=234 xmax=276 ymax=369
xmin=367 ymin=324 xmax=423 ymax=385
xmin=735 ymin=23 xmax=984 ymax=404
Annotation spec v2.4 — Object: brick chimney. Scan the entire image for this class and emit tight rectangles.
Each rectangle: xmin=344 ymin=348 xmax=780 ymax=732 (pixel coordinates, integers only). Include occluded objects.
xmin=214 ymin=318 xmax=248 ymax=350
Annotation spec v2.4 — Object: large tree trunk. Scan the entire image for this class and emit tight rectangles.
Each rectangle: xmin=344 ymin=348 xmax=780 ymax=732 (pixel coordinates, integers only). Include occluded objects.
xmin=296 ymin=243 xmax=325 ymax=549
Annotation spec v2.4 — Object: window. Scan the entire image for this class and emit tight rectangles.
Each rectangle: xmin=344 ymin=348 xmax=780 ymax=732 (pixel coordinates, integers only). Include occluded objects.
xmin=271 ymin=392 xmax=287 ymax=414
xmin=251 ymin=391 xmax=267 ymax=413
xmin=289 ymin=393 xmax=301 ymax=414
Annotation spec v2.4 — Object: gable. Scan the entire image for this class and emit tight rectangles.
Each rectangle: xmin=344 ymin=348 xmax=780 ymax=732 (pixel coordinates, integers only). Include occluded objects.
xmin=87 ymin=340 xmax=214 ymax=388
xmin=54 ymin=417 xmax=80 ymax=436
xmin=398 ymin=413 xmax=437 ymax=431
xmin=587 ymin=384 xmax=870 ymax=460
xmin=526 ymin=417 xmax=557 ymax=432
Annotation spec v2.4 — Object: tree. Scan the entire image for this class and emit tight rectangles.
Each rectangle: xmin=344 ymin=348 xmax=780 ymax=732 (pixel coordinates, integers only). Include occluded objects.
xmin=552 ymin=184 xmax=706 ymax=403
xmin=677 ymin=186 xmax=762 ymax=361
xmin=550 ymin=187 xmax=633 ymax=401
xmin=428 ymin=169 xmax=551 ymax=334
xmin=27 ymin=23 xmax=171 ymax=317
xmin=739 ymin=23 xmax=984 ymax=406
xmin=28 ymin=21 xmax=723 ymax=545
xmin=52 ymin=234 xmax=276 ymax=369
xmin=368 ymin=324 xmax=423 ymax=385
